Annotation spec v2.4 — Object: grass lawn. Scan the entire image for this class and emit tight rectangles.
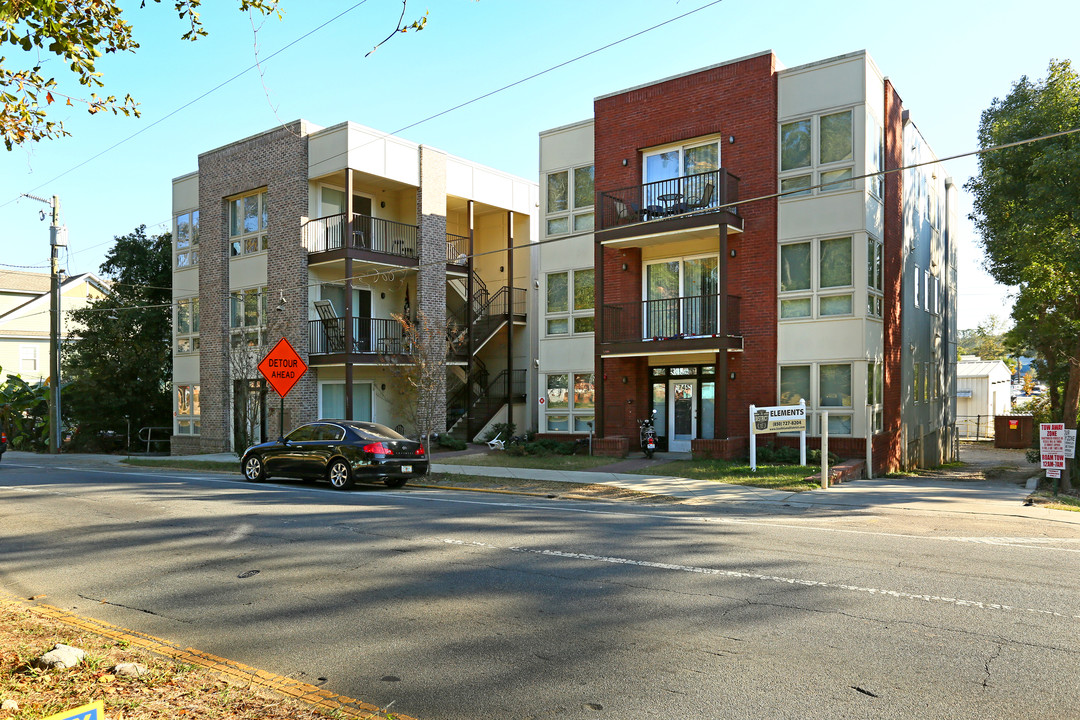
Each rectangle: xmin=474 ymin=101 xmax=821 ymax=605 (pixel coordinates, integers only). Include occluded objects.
xmin=1030 ymin=490 xmax=1080 ymax=512
xmin=633 ymin=459 xmax=822 ymax=492
xmin=433 ymin=453 xmax=615 ymax=470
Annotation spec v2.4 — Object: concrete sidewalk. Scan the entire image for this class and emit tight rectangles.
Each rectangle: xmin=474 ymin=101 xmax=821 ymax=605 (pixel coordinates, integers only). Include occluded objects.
xmin=5 ymin=447 xmax=1074 ymax=523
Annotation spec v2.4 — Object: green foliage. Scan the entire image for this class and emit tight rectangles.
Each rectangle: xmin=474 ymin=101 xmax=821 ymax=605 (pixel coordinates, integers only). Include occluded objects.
xmin=0 ymin=371 xmax=50 ymax=450
xmin=967 ymin=59 xmax=1080 ymax=491
xmin=436 ymin=434 xmax=467 ymax=451
xmin=504 ymin=438 xmax=578 ymax=457
xmin=62 ymin=226 xmax=172 ymax=451
xmin=957 ymin=316 xmax=1011 ymax=360
xmin=484 ymin=422 xmax=516 ymax=442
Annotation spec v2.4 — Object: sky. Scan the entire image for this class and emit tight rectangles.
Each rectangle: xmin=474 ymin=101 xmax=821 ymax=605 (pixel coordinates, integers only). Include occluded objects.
xmin=1 ymin=0 xmax=1076 ymax=331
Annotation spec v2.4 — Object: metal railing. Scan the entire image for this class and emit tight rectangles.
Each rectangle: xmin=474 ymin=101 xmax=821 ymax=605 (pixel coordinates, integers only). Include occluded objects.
xmin=600 ymin=293 xmax=740 ymax=344
xmin=302 ymin=213 xmax=419 ymax=258
xmin=447 ymin=232 xmax=469 ymax=263
xmin=597 ymin=169 xmax=740 ymax=230
xmin=308 ymin=317 xmax=410 ymax=355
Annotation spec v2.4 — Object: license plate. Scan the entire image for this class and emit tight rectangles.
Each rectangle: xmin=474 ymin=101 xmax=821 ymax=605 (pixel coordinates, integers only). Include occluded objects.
xmin=401 ymin=465 xmax=412 ymax=473
xmin=647 ymin=441 xmax=655 ymax=449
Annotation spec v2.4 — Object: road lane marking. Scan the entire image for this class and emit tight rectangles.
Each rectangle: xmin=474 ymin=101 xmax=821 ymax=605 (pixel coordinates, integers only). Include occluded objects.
xmin=438 ymin=538 xmax=1080 ymax=622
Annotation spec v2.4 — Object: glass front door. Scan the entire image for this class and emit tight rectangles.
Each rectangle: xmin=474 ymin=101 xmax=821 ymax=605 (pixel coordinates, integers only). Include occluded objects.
xmin=668 ymin=379 xmax=697 ymax=452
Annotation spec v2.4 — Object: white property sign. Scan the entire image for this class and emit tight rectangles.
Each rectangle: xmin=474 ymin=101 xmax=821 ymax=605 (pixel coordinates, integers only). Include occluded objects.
xmin=749 ymin=400 xmax=807 ymax=471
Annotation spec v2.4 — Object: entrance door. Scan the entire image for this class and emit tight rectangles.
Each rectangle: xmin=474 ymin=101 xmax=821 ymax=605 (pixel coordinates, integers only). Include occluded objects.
xmin=667 ymin=379 xmax=697 ymax=452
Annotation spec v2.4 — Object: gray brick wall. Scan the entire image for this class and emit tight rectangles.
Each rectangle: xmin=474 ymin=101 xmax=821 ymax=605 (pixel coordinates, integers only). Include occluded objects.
xmin=196 ymin=121 xmax=313 ymax=453
xmin=417 ymin=146 xmax=448 ymax=434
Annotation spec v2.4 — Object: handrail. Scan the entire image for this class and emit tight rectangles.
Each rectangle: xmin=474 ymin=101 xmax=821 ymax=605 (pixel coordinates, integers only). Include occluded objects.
xmin=447 ymin=232 xmax=469 ymax=263
xmin=597 ymin=168 xmax=740 ymax=230
xmin=302 ymin=213 xmax=419 ymax=258
xmin=137 ymin=426 xmax=171 ymax=455
xmin=308 ymin=317 xmax=410 ymax=355
xmin=600 ymin=293 xmax=741 ymax=343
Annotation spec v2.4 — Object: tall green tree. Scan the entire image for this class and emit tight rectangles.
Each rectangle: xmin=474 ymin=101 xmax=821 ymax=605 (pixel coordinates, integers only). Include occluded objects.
xmin=966 ymin=59 xmax=1080 ymax=492
xmin=62 ymin=225 xmax=172 ymax=450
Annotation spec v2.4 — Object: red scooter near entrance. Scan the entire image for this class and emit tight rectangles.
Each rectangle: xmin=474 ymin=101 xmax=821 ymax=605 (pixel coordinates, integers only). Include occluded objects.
xmin=638 ymin=409 xmax=658 ymax=458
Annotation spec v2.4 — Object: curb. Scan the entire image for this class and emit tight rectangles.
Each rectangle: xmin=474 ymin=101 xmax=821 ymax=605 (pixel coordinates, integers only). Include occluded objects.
xmin=0 ymin=592 xmax=415 ymax=720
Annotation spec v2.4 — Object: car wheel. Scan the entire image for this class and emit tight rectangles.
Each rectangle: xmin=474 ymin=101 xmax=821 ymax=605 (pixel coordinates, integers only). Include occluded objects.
xmin=243 ymin=456 xmax=265 ymax=482
xmin=327 ymin=458 xmax=354 ymax=490
xmin=384 ymin=477 xmax=407 ymax=489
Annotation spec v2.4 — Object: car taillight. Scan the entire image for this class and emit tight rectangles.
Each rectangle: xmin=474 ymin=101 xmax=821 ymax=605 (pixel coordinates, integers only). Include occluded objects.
xmin=363 ymin=442 xmax=392 ymax=455
xmin=415 ymin=447 xmax=425 ymax=456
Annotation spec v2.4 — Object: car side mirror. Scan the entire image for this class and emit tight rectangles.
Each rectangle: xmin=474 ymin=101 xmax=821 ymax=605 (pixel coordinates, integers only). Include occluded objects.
xmin=278 ymin=436 xmax=287 ymax=445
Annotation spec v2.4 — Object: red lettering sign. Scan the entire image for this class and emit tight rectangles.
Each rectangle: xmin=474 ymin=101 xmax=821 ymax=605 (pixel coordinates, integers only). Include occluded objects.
xmin=258 ymin=338 xmax=308 ymax=397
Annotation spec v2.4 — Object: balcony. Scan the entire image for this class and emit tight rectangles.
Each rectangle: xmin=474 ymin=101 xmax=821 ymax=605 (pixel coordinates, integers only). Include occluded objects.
xmin=599 ymin=293 xmax=743 ymax=355
xmin=307 ymin=316 xmax=412 ymax=363
xmin=596 ymin=169 xmax=743 ymax=247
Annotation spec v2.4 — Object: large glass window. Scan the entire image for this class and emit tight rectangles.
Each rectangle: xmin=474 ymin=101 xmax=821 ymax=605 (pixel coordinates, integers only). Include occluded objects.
xmin=176 ymin=297 xmax=200 ymax=353
xmin=320 ymin=383 xmax=372 ymax=422
xmin=545 ymin=165 xmax=593 ymax=236
xmin=229 ymin=286 xmax=269 ymax=348
xmin=544 ymin=372 xmax=594 ymax=433
xmin=867 ymin=238 xmax=883 ymax=318
xmin=176 ymin=384 xmax=200 ymax=435
xmin=546 ymin=269 xmax=594 ymax=336
xmin=645 ymin=255 xmax=719 ymax=338
xmin=643 ymin=140 xmax=722 ymax=213
xmin=229 ymin=190 xmax=268 ymax=256
xmin=779 ymin=237 xmax=853 ymax=320
xmin=175 ymin=209 xmax=199 ymax=268
xmin=779 ymin=109 xmax=855 ymax=197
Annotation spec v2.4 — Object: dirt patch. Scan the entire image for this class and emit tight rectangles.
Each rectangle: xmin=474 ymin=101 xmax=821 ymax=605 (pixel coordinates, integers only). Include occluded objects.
xmin=417 ymin=474 xmax=681 ymax=503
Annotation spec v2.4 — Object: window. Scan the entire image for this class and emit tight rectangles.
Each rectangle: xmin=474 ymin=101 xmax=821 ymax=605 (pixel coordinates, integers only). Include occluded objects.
xmin=913 ymin=264 xmax=921 ymax=308
xmin=870 ymin=124 xmax=884 ymax=199
xmin=867 ymin=361 xmax=883 ymax=433
xmin=779 ymin=363 xmax=852 ymax=435
xmin=779 ymin=109 xmax=855 ymax=197
xmin=543 ymin=372 xmax=594 ymax=433
xmin=229 ymin=190 xmax=268 ymax=256
xmin=176 ymin=297 xmax=200 ymax=353
xmin=176 ymin=384 xmax=200 ymax=435
xmin=780 ymin=365 xmax=810 ymax=405
xmin=779 ymin=237 xmax=853 ymax=319
xmin=19 ymin=345 xmax=37 ymax=373
xmin=175 ymin=210 xmax=199 ymax=268
xmin=319 ymin=383 xmax=373 ymax=422
xmin=645 ymin=255 xmax=719 ymax=336
xmin=230 ymin=286 xmax=269 ymax=347
xmin=545 ymin=269 xmax=594 ymax=335
xmin=867 ymin=238 xmax=883 ymax=318
xmin=545 ymin=165 xmax=593 ymax=236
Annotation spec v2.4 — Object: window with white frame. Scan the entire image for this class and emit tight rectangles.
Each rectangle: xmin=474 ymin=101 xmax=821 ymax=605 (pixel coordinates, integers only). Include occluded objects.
xmin=19 ymin=345 xmax=37 ymax=373
xmin=779 ymin=109 xmax=854 ymax=197
xmin=869 ymin=124 xmax=884 ymax=199
xmin=543 ymin=372 xmax=594 ymax=432
xmin=229 ymin=190 xmax=268 ymax=256
xmin=867 ymin=360 xmax=883 ymax=433
xmin=867 ymin=237 xmax=883 ymax=318
xmin=644 ymin=140 xmax=720 ymax=184
xmin=913 ymin=264 xmax=921 ymax=308
xmin=779 ymin=363 xmax=853 ymax=435
xmin=545 ymin=165 xmax=593 ymax=236
xmin=545 ymin=269 xmax=594 ymax=335
xmin=176 ymin=297 xmax=200 ymax=353
xmin=229 ymin=286 xmax=268 ymax=348
xmin=779 ymin=236 xmax=853 ymax=319
xmin=176 ymin=384 xmax=200 ymax=435
xmin=175 ymin=209 xmax=199 ymax=268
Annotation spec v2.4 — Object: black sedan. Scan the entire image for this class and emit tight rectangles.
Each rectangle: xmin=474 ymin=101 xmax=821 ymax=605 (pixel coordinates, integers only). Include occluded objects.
xmin=241 ymin=420 xmax=427 ymax=489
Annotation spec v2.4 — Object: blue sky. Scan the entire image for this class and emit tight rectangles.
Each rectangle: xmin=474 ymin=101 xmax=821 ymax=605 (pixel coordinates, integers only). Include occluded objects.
xmin=1 ymin=0 xmax=1076 ymax=331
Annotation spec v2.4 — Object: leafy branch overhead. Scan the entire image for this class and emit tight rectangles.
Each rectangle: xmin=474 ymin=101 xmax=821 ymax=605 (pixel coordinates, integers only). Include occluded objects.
xmin=0 ymin=0 xmax=425 ymax=150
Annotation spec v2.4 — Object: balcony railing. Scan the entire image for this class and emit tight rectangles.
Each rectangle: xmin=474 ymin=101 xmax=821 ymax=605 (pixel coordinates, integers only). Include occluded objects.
xmin=308 ymin=316 xmax=410 ymax=356
xmin=447 ymin=232 xmax=469 ymax=264
xmin=600 ymin=294 xmax=741 ymax=344
xmin=597 ymin=169 xmax=740 ymax=231
xmin=303 ymin=213 xmax=419 ymax=258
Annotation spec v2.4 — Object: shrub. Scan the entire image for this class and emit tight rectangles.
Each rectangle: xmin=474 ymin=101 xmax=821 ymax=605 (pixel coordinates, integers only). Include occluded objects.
xmin=436 ymin=434 xmax=467 ymax=451
xmin=484 ymin=422 xmax=516 ymax=442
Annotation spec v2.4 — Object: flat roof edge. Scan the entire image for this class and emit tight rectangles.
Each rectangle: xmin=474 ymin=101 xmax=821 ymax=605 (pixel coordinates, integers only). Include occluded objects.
xmin=594 ymin=50 xmax=777 ymax=101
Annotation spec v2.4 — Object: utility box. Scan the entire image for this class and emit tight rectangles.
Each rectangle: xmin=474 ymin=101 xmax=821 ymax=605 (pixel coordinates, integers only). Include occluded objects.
xmin=995 ymin=415 xmax=1034 ymax=449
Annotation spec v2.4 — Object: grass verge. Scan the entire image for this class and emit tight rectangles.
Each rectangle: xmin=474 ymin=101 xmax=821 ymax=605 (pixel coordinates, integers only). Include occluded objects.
xmin=432 ymin=453 xmax=615 ymax=470
xmin=1028 ymin=490 xmax=1080 ymax=512
xmin=630 ymin=459 xmax=821 ymax=492
xmin=0 ymin=599 xmax=398 ymax=719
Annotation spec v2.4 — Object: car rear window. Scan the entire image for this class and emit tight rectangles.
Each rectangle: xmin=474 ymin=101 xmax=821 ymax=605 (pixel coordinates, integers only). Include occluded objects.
xmin=347 ymin=422 xmax=404 ymax=439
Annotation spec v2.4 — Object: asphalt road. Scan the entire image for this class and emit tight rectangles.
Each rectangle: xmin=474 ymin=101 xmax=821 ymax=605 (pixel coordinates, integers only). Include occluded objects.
xmin=2 ymin=459 xmax=1079 ymax=719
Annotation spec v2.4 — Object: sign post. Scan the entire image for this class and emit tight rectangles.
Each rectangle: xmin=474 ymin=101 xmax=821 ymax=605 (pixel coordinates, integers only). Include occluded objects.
xmin=258 ymin=337 xmax=308 ymax=439
xmin=749 ymin=400 xmax=807 ymax=471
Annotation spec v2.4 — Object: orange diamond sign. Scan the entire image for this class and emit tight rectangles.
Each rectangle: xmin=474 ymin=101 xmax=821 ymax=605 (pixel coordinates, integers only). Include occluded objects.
xmin=258 ymin=337 xmax=308 ymax=397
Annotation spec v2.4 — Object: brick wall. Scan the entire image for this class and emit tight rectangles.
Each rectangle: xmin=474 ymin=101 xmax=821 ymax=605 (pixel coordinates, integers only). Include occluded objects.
xmin=882 ymin=81 xmax=905 ymax=472
xmin=194 ymin=122 xmax=313 ymax=453
xmin=417 ymin=146 xmax=448 ymax=434
xmin=593 ymin=52 xmax=780 ymax=441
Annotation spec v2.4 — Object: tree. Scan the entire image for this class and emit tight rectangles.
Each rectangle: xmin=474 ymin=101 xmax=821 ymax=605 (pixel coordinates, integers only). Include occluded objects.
xmin=957 ymin=315 xmax=1010 ymax=360
xmin=0 ymin=370 xmax=50 ymax=451
xmin=966 ymin=59 xmax=1080 ymax=492
xmin=0 ymin=0 xmax=426 ymax=150
xmin=62 ymin=225 xmax=172 ymax=450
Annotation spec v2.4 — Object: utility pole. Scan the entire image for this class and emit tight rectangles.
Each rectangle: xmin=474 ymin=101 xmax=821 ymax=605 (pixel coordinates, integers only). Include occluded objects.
xmin=21 ymin=193 xmax=66 ymax=453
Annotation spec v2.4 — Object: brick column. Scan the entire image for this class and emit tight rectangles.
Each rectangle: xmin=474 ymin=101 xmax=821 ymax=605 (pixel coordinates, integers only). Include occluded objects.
xmin=416 ymin=146 xmax=448 ymax=434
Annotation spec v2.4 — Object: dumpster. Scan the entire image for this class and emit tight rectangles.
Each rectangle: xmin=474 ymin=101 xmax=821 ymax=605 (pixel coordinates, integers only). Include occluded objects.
xmin=994 ymin=415 xmax=1034 ymax=449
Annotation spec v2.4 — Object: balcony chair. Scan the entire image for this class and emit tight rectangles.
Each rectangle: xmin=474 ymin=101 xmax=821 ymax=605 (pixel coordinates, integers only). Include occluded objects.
xmin=686 ymin=182 xmax=715 ymax=211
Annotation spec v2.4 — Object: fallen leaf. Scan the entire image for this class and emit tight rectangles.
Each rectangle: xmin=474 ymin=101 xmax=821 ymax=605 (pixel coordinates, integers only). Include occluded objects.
xmin=98 ymin=674 xmax=116 ymax=683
